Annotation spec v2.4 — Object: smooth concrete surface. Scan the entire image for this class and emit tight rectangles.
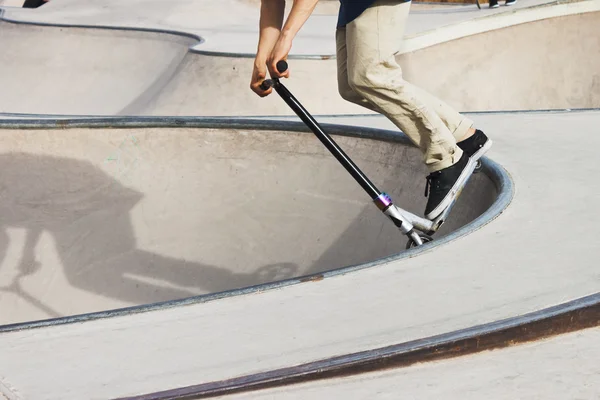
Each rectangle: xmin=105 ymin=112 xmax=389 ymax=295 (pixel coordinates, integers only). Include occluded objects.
xmin=0 ymin=111 xmax=598 ymax=400
xmin=0 ymin=21 xmax=197 ymax=116
xmin=0 ymin=0 xmax=560 ymax=55
xmin=399 ymin=11 xmax=600 ymax=112
xmin=0 ymin=126 xmax=495 ymax=326
xmin=220 ymin=326 xmax=600 ymax=400
xmin=0 ymin=17 xmax=363 ymax=116
xmin=1 ymin=3 xmax=598 ymax=116
xmin=143 ymin=5 xmax=600 ymax=116
xmin=143 ymin=6 xmax=600 ymax=116
xmin=0 ymin=0 xmax=24 ymax=6
xmin=137 ymin=53 xmax=362 ymax=117
xmin=0 ymin=14 xmax=361 ymax=116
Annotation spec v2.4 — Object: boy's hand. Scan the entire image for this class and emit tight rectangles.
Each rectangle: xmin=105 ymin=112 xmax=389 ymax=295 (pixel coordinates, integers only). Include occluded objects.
xmin=267 ymin=34 xmax=292 ymax=79
xmin=250 ymin=33 xmax=293 ymax=98
xmin=250 ymin=61 xmax=272 ymax=97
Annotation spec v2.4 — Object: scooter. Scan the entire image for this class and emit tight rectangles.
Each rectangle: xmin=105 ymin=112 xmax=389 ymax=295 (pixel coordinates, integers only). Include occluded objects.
xmin=261 ymin=61 xmax=481 ymax=248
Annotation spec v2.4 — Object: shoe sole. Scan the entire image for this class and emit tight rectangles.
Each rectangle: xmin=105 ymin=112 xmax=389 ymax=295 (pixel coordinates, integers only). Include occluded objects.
xmin=425 ymin=139 xmax=493 ymax=220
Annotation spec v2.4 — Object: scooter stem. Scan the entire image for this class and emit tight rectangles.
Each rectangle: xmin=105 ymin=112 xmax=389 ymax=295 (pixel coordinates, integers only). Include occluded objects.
xmin=261 ymin=61 xmax=423 ymax=237
xmin=269 ymin=78 xmax=381 ymax=200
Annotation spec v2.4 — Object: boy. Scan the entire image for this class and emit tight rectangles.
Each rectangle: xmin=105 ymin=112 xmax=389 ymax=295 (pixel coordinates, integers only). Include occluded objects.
xmin=250 ymin=0 xmax=492 ymax=219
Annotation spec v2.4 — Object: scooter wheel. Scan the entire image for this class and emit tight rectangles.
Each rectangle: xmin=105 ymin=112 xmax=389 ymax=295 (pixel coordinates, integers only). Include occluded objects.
xmin=406 ymin=232 xmax=434 ymax=249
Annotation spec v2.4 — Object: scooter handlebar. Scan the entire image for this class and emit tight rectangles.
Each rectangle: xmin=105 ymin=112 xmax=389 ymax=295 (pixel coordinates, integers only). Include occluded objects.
xmin=259 ymin=60 xmax=289 ymax=91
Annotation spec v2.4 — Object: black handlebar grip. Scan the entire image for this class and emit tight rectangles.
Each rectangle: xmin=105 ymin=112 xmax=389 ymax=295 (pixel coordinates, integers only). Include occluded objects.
xmin=259 ymin=61 xmax=287 ymax=91
xmin=260 ymin=80 xmax=273 ymax=91
xmin=276 ymin=60 xmax=288 ymax=73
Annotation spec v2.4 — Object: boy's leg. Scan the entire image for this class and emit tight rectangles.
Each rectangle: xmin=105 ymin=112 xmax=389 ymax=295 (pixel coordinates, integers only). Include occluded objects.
xmin=408 ymin=85 xmax=475 ymax=143
xmin=346 ymin=0 xmax=462 ymax=173
xmin=344 ymin=0 xmax=482 ymax=219
xmin=336 ymin=27 xmax=381 ymax=113
xmin=337 ymin=20 xmax=474 ymax=144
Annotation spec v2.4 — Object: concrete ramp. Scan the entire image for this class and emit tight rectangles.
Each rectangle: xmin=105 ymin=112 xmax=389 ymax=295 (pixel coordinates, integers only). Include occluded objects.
xmin=138 ymin=52 xmax=366 ymax=117
xmin=0 ymin=20 xmax=196 ymax=115
xmin=1 ymin=7 xmax=598 ymax=117
xmin=400 ymin=11 xmax=600 ymax=112
xmin=0 ymin=122 xmax=497 ymax=326
xmin=120 ymin=9 xmax=600 ymax=116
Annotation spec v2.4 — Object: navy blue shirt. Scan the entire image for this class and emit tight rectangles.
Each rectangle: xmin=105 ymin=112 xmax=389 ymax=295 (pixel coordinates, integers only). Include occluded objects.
xmin=337 ymin=0 xmax=377 ymax=28
xmin=337 ymin=0 xmax=410 ymax=28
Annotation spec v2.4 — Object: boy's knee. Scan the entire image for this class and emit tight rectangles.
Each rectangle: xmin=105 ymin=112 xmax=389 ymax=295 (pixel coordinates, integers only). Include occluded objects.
xmin=338 ymin=81 xmax=355 ymax=102
xmin=338 ymin=77 xmax=364 ymax=105
xmin=348 ymin=61 xmax=405 ymax=95
xmin=348 ymin=67 xmax=375 ymax=96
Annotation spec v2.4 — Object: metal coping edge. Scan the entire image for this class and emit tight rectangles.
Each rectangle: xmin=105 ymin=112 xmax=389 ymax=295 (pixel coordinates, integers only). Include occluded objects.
xmin=1 ymin=107 xmax=599 ymax=120
xmin=0 ymin=116 xmax=513 ymax=333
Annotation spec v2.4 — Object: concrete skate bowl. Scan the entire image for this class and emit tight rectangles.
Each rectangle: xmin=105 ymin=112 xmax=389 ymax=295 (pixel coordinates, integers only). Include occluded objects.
xmin=0 ymin=119 xmax=510 ymax=327
xmin=0 ymin=17 xmax=200 ymax=116
xmin=1 ymin=4 xmax=598 ymax=118
xmin=398 ymin=8 xmax=600 ymax=112
xmin=124 ymin=6 xmax=600 ymax=116
xmin=0 ymin=12 xmax=365 ymax=117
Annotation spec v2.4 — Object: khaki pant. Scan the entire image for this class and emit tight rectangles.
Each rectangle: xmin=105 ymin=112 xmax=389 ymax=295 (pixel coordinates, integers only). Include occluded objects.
xmin=336 ymin=0 xmax=473 ymax=172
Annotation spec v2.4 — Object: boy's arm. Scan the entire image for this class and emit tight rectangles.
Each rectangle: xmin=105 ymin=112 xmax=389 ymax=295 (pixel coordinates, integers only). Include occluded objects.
xmin=251 ymin=0 xmax=320 ymax=96
xmin=268 ymin=0 xmax=320 ymax=77
xmin=250 ymin=0 xmax=286 ymax=97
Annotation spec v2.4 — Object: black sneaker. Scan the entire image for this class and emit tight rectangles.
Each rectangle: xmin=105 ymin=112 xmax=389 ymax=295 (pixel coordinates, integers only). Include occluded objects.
xmin=457 ymin=129 xmax=493 ymax=161
xmin=505 ymin=0 xmax=517 ymax=5
xmin=489 ymin=0 xmax=499 ymax=7
xmin=424 ymin=152 xmax=473 ymax=220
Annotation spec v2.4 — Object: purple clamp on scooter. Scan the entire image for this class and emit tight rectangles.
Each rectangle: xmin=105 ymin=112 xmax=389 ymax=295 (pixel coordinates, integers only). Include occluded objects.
xmin=261 ymin=60 xmax=467 ymax=248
